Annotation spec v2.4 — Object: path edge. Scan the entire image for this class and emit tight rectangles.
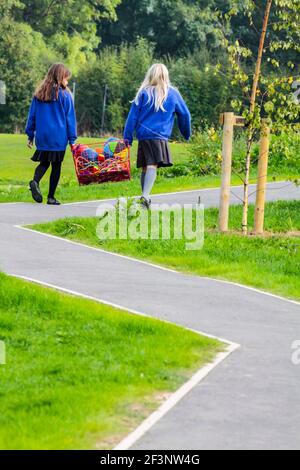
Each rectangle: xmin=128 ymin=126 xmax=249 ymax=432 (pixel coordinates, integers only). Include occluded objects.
xmin=114 ymin=342 xmax=239 ymax=450
xmin=8 ymin=273 xmax=240 ymax=451
xmin=15 ymin=225 xmax=300 ymax=307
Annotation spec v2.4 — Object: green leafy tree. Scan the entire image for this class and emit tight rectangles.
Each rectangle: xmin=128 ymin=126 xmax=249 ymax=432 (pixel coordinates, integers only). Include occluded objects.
xmin=168 ymin=55 xmax=233 ymax=130
xmin=223 ymin=0 xmax=300 ymax=233
xmin=0 ymin=0 xmax=122 ymax=131
xmin=0 ymin=4 xmax=55 ymax=132
xmin=0 ymin=0 xmax=22 ymax=15
xmin=100 ymin=0 xmax=231 ymax=56
xmin=75 ymin=39 xmax=154 ymax=135
xmin=16 ymin=0 xmax=121 ymax=44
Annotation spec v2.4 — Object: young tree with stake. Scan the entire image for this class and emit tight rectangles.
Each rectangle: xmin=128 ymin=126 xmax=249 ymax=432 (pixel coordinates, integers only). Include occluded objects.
xmin=223 ymin=0 xmax=300 ymax=234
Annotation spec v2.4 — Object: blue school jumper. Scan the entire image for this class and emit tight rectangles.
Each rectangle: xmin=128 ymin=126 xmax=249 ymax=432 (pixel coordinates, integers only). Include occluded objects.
xmin=124 ymin=87 xmax=191 ymax=145
xmin=25 ymin=88 xmax=77 ymax=151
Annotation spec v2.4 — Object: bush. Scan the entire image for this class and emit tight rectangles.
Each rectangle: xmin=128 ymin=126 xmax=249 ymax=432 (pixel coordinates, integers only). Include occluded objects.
xmin=182 ymin=126 xmax=300 ymax=179
xmin=74 ymin=42 xmax=234 ymax=136
xmin=167 ymin=57 xmax=232 ymax=131
xmin=188 ymin=128 xmax=222 ymax=176
xmin=75 ymin=39 xmax=154 ymax=136
xmin=269 ymin=129 xmax=300 ymax=172
xmin=163 ymin=129 xmax=258 ymax=178
xmin=250 ymin=127 xmax=300 ymax=173
xmin=0 ymin=20 xmax=54 ymax=133
xmin=162 ymin=163 xmax=192 ymax=178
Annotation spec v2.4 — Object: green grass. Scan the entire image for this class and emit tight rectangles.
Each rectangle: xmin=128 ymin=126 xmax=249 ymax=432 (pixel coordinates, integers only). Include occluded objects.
xmin=0 ymin=273 xmax=222 ymax=450
xmin=0 ymin=133 xmax=295 ymax=203
xmin=32 ymin=200 xmax=300 ymax=301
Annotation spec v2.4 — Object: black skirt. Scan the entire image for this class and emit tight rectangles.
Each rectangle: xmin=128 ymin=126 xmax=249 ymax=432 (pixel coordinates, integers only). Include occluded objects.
xmin=31 ymin=150 xmax=66 ymax=163
xmin=137 ymin=139 xmax=173 ymax=168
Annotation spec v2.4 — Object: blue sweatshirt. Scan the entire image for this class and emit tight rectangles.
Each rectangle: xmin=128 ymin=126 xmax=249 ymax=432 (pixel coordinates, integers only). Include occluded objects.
xmin=25 ymin=88 xmax=77 ymax=151
xmin=124 ymin=87 xmax=191 ymax=145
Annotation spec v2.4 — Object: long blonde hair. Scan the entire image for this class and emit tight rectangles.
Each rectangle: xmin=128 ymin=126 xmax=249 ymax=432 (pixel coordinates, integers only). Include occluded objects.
xmin=35 ymin=63 xmax=71 ymax=102
xmin=134 ymin=63 xmax=171 ymax=112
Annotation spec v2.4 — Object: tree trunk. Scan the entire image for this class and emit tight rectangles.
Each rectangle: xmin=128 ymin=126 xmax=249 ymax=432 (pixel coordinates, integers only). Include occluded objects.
xmin=242 ymin=0 xmax=273 ymax=235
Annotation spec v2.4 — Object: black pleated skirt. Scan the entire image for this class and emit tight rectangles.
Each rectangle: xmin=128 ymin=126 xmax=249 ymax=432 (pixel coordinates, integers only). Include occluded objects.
xmin=31 ymin=150 xmax=66 ymax=163
xmin=137 ymin=139 xmax=173 ymax=168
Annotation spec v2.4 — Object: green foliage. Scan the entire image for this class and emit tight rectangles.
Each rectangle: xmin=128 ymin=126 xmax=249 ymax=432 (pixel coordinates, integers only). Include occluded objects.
xmin=75 ymin=39 xmax=155 ymax=135
xmin=265 ymin=127 xmax=300 ymax=171
xmin=0 ymin=0 xmax=299 ymax=148
xmin=0 ymin=0 xmax=122 ymax=132
xmin=169 ymin=125 xmax=300 ymax=178
xmin=167 ymin=128 xmax=248 ymax=178
xmin=188 ymin=128 xmax=222 ymax=176
xmin=48 ymin=33 xmax=94 ymax=75
xmin=0 ymin=17 xmax=55 ymax=132
xmin=100 ymin=0 xmax=231 ymax=56
xmin=167 ymin=56 xmax=232 ymax=130
xmin=15 ymin=0 xmax=121 ymax=47
xmin=74 ymin=42 xmax=233 ymax=136
xmin=226 ymin=0 xmax=300 ymax=130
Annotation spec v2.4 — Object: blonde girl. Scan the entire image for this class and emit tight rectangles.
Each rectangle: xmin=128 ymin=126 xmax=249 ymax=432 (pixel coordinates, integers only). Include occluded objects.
xmin=124 ymin=63 xmax=191 ymax=208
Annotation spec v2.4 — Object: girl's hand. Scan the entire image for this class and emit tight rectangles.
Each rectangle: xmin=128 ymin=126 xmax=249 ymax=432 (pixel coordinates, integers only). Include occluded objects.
xmin=27 ymin=140 xmax=33 ymax=149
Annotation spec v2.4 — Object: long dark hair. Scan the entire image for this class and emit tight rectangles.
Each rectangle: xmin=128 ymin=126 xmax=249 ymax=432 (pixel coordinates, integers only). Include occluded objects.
xmin=35 ymin=63 xmax=71 ymax=102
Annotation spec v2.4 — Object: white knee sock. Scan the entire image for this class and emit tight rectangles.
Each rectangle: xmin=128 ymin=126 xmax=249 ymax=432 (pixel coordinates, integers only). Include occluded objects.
xmin=141 ymin=171 xmax=146 ymax=190
xmin=142 ymin=167 xmax=157 ymax=200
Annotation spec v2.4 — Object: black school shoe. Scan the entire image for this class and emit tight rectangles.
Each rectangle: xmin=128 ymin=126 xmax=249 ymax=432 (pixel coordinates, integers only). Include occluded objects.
xmin=47 ymin=198 xmax=61 ymax=206
xmin=29 ymin=180 xmax=43 ymax=203
xmin=139 ymin=197 xmax=151 ymax=210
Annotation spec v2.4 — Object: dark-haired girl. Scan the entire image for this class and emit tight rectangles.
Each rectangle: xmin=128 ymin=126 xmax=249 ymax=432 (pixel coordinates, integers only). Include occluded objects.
xmin=25 ymin=63 xmax=77 ymax=205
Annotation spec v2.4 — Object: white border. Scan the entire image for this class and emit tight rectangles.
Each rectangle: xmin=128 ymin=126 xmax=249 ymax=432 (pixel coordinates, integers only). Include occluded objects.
xmin=0 ymin=202 xmax=18 ymax=206
xmin=9 ymin=273 xmax=240 ymax=451
xmin=114 ymin=344 xmax=238 ymax=450
xmin=15 ymin=225 xmax=300 ymax=307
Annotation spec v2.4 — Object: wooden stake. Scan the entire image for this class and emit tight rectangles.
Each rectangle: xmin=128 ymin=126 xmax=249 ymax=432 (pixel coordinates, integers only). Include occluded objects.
xmin=219 ymin=112 xmax=235 ymax=232
xmin=254 ymin=120 xmax=271 ymax=235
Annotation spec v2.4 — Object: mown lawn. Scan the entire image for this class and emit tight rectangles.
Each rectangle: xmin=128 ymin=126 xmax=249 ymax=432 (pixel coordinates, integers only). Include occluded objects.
xmin=32 ymin=200 xmax=300 ymax=301
xmin=0 ymin=133 xmax=294 ymax=203
xmin=0 ymin=273 xmax=223 ymax=450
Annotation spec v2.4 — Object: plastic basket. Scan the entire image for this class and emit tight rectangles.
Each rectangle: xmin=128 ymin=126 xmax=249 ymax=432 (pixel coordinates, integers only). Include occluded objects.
xmin=71 ymin=138 xmax=131 ymax=186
